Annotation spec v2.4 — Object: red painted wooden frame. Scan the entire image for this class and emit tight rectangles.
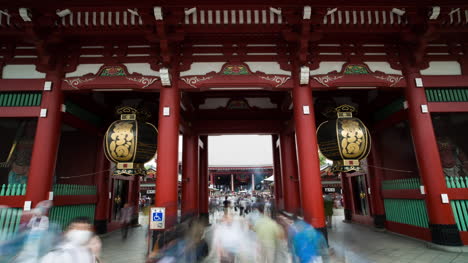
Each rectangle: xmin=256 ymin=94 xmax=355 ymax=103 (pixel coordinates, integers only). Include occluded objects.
xmin=54 ymin=195 xmax=97 ymax=206
xmin=0 ymin=196 xmax=26 ymax=208
xmin=0 ymin=107 xmax=41 ymax=117
xmin=447 ymin=188 xmax=468 ymax=200
xmin=0 ymin=79 xmax=45 ymax=91
xmin=422 ymin=76 xmax=468 ymax=88
xmin=382 ymin=189 xmax=425 ymax=199
xmin=428 ymin=102 xmax=468 ymax=113
xmin=385 ymin=221 xmax=432 ymax=242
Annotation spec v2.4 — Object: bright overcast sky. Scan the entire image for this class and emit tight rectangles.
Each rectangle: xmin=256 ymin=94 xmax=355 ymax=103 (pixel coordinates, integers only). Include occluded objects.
xmin=147 ymin=135 xmax=274 ymax=167
xmin=208 ymin=135 xmax=273 ymax=165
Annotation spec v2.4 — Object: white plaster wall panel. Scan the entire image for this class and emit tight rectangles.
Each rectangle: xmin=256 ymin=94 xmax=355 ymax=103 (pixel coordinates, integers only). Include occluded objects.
xmin=244 ymin=62 xmax=291 ymax=76
xmin=364 ymin=62 xmax=402 ymax=75
xmin=2 ymin=65 xmax=46 ymax=79
xmin=124 ymin=63 xmax=160 ymax=76
xmin=65 ymin=64 xmax=104 ymax=77
xmin=310 ymin=62 xmax=346 ymax=75
xmin=180 ymin=62 xmax=226 ymax=76
xmin=420 ymin=61 xmax=461 ymax=75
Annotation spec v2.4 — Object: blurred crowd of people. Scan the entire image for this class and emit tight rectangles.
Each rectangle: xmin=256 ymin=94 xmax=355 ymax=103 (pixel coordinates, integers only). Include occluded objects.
xmin=147 ymin=193 xmax=330 ymax=263
xmin=1 ymin=193 xmax=332 ymax=263
xmin=0 ymin=200 xmax=135 ymax=263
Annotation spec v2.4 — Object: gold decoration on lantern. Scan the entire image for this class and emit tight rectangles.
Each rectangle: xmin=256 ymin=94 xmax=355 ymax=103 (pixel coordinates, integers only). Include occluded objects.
xmin=317 ymin=105 xmax=371 ymax=173
xmin=104 ymin=106 xmax=157 ymax=176
xmin=108 ymin=121 xmax=135 ymax=162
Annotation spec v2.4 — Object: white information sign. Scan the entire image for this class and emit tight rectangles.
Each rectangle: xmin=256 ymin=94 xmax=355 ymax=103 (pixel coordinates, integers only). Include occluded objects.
xmin=150 ymin=207 xmax=166 ymax=230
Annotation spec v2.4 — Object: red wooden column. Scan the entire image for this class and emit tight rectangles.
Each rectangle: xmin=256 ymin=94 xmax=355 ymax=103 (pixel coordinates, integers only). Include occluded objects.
xmin=293 ymin=80 xmax=326 ymax=231
xmin=131 ymin=176 xmax=140 ymax=224
xmin=25 ymin=71 xmax=64 ymax=207
xmin=94 ymin=137 xmax=110 ymax=234
xmin=367 ymin=139 xmax=386 ymax=228
xmin=199 ymin=136 xmax=209 ymax=222
xmin=181 ymin=133 xmax=199 ymax=218
xmin=279 ymin=132 xmax=301 ymax=214
xmin=155 ymin=79 xmax=181 ymax=228
xmin=402 ymin=60 xmax=462 ymax=246
xmin=271 ymin=135 xmax=283 ymax=209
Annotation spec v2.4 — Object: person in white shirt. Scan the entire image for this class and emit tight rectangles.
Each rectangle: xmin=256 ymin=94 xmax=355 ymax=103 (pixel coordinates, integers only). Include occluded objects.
xmin=40 ymin=217 xmax=98 ymax=263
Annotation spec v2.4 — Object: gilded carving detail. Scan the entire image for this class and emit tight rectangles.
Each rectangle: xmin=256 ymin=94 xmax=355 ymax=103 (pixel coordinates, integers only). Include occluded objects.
xmin=259 ymin=75 xmax=290 ymax=87
xmin=64 ymin=77 xmax=96 ymax=89
xmin=181 ymin=76 xmax=213 ymax=88
xmin=373 ymin=75 xmax=404 ymax=87
xmin=126 ymin=76 xmax=158 ymax=88
xmin=313 ymin=75 xmax=343 ymax=87
xmin=109 ymin=122 xmax=135 ymax=161
xmin=340 ymin=119 xmax=365 ymax=159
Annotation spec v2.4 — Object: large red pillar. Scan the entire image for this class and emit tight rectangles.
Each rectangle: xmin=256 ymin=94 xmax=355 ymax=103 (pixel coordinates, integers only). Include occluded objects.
xmin=94 ymin=137 xmax=110 ymax=234
xmin=271 ymin=135 xmax=283 ymax=209
xmin=292 ymin=80 xmax=326 ymax=231
xmin=131 ymin=176 xmax=140 ymax=224
xmin=402 ymin=59 xmax=461 ymax=246
xmin=367 ymin=139 xmax=386 ymax=228
xmin=26 ymin=71 xmax=64 ymax=207
xmin=279 ymin=133 xmax=301 ymax=214
xmin=181 ymin=133 xmax=199 ymax=218
xmin=155 ymin=79 xmax=180 ymax=228
xmin=198 ymin=136 xmax=209 ymax=220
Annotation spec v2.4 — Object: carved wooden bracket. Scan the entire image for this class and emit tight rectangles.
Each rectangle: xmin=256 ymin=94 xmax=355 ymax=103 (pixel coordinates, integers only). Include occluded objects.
xmin=180 ymin=62 xmax=292 ymax=90
xmin=311 ymin=63 xmax=406 ymax=88
xmin=62 ymin=64 xmax=160 ymax=90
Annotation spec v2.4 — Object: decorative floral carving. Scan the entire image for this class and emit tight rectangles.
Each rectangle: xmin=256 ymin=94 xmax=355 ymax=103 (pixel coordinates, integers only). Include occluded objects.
xmin=313 ymin=75 xmax=344 ymax=87
xmin=259 ymin=75 xmax=290 ymax=87
xmin=100 ymin=66 xmax=126 ymax=77
xmin=222 ymin=65 xmax=249 ymax=75
xmin=373 ymin=75 xmax=404 ymax=87
xmin=64 ymin=77 xmax=96 ymax=89
xmin=126 ymin=77 xmax=158 ymax=88
xmin=181 ymin=76 xmax=213 ymax=88
xmin=344 ymin=64 xmax=369 ymax=74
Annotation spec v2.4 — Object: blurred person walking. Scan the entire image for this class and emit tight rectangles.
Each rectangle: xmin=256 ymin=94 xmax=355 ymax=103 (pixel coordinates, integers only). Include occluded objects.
xmin=239 ymin=198 xmax=247 ymax=216
xmin=323 ymin=194 xmax=334 ymax=228
xmin=288 ymin=217 xmax=329 ymax=263
xmin=253 ymin=205 xmax=285 ymax=263
xmin=120 ymin=203 xmax=134 ymax=239
xmin=222 ymin=196 xmax=231 ymax=216
xmin=13 ymin=200 xmax=56 ymax=263
xmin=40 ymin=217 xmax=100 ymax=263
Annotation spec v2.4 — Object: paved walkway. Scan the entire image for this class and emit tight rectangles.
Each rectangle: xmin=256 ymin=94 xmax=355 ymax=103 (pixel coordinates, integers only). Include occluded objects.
xmin=100 ymin=216 xmax=149 ymax=263
xmin=329 ymin=220 xmax=468 ymax=263
xmin=100 ymin=211 xmax=468 ymax=263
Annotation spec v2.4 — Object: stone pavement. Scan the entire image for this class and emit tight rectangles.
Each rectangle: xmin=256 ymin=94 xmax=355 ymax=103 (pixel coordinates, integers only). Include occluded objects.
xmin=328 ymin=213 xmax=468 ymax=263
xmin=100 ymin=215 xmax=149 ymax=263
xmin=100 ymin=211 xmax=468 ymax=263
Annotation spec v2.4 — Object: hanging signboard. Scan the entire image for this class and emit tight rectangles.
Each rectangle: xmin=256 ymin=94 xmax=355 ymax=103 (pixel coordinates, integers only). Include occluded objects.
xmin=149 ymin=207 xmax=165 ymax=230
